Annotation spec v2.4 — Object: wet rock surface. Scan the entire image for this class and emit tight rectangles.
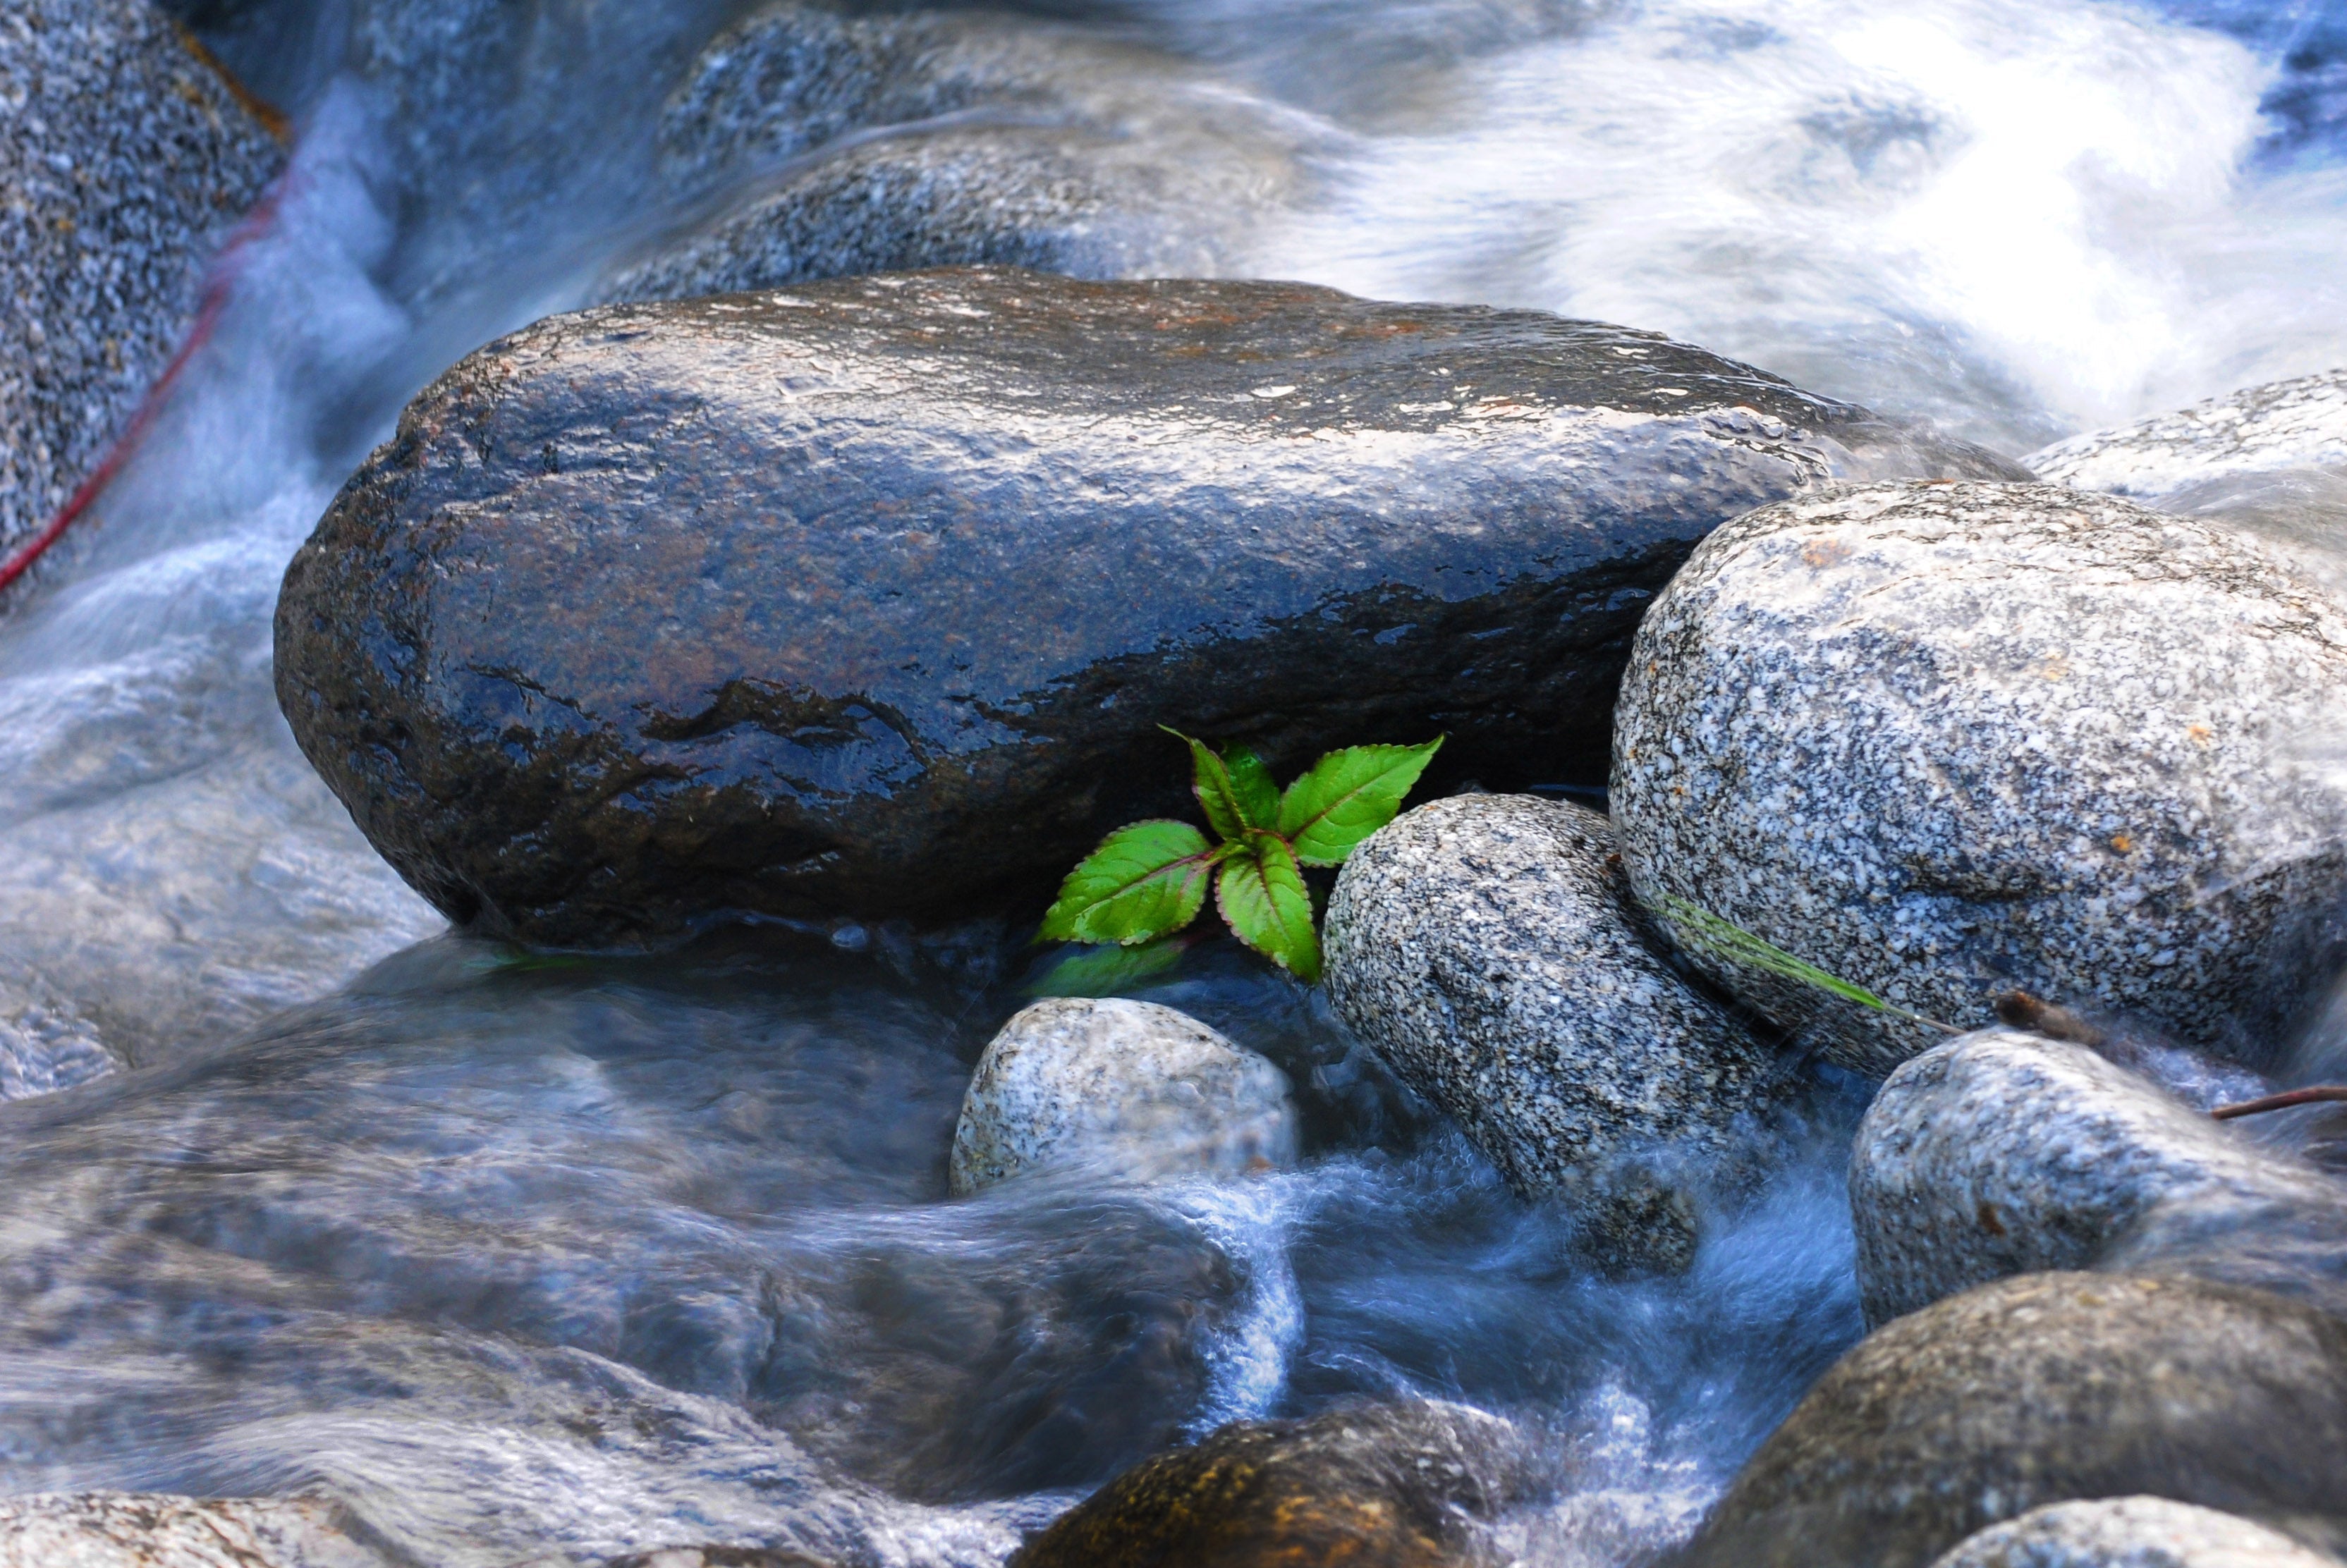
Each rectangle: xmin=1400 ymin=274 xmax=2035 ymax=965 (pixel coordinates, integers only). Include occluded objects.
xmin=277 ymin=267 xmax=2014 ymax=945
xmin=2029 ymin=368 xmax=2347 ymax=503
xmin=0 ymin=0 xmax=282 ymax=568
xmin=1324 ymin=793 xmax=1791 ymax=1271
xmin=1926 ymin=1496 xmax=2346 ymax=1568
xmin=0 ymin=1492 xmax=384 ymax=1568
xmin=1851 ymin=1028 xmax=2347 ymax=1325
xmin=1676 ymin=1273 xmax=2347 ymax=1568
xmin=1009 ymin=1399 xmax=1538 ymax=1568
xmin=599 ymin=1 xmax=1306 ymax=301
xmin=1611 ymin=479 xmax=2347 ymax=1074
xmin=949 ymin=997 xmax=1298 ymax=1194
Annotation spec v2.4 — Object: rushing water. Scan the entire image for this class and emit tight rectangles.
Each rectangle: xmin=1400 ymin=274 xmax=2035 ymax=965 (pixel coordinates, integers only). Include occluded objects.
xmin=2 ymin=0 xmax=2345 ymax=1561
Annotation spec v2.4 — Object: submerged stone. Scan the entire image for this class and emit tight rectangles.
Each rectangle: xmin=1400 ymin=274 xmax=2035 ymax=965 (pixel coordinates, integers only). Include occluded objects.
xmin=949 ymin=998 xmax=1298 ymax=1194
xmin=0 ymin=0 xmax=283 ymax=571
xmin=1612 ymin=479 xmax=2347 ymax=1074
xmin=1324 ymin=793 xmax=1791 ymax=1271
xmin=1927 ymin=1497 xmax=2345 ymax=1568
xmin=276 ymin=268 xmax=2013 ymax=945
xmin=1677 ymin=1273 xmax=2347 ymax=1568
xmin=1009 ymin=1399 xmax=1537 ymax=1568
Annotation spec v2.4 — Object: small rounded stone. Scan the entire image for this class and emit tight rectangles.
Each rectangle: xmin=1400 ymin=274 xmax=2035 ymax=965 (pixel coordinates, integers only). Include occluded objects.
xmin=1927 ymin=1496 xmax=2343 ymax=1568
xmin=949 ymin=998 xmax=1298 ymax=1195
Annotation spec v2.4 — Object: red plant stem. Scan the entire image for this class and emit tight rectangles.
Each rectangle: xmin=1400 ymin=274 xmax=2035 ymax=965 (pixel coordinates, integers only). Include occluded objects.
xmin=0 ymin=173 xmax=293 ymax=596
xmin=2211 ymin=1086 xmax=2347 ymax=1121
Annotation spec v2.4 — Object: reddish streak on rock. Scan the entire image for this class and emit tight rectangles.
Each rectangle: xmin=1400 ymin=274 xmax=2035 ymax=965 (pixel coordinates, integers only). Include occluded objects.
xmin=2211 ymin=1085 xmax=2347 ymax=1121
xmin=0 ymin=172 xmax=293 ymax=598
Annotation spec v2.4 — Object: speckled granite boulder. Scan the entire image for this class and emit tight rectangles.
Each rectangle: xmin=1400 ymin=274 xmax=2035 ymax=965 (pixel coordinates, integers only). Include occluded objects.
xmin=598 ymin=1 xmax=1303 ymax=300
xmin=1851 ymin=1029 xmax=2347 ymax=1325
xmin=2029 ymin=369 xmax=2347 ymax=503
xmin=1010 ymin=1401 xmax=1537 ymax=1568
xmin=1 ymin=0 xmax=281 ymax=570
xmin=278 ymin=269 xmax=2013 ymax=944
xmin=1927 ymin=1497 xmax=2343 ymax=1568
xmin=1675 ymin=1273 xmax=2347 ymax=1568
xmin=0 ymin=1492 xmax=384 ymax=1568
xmin=1612 ymin=480 xmax=2347 ymax=1074
xmin=1324 ymin=793 xmax=1791 ymax=1270
xmin=949 ymin=998 xmax=1297 ymax=1194
xmin=602 ymin=1550 xmax=834 ymax=1568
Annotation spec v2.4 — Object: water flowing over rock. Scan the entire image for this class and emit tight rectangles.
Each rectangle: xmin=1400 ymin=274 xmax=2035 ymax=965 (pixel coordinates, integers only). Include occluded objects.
xmin=597 ymin=1 xmax=1309 ymax=302
xmin=1927 ymin=1497 xmax=2345 ymax=1568
xmin=0 ymin=0 xmax=282 ymax=569
xmin=1611 ymin=479 xmax=2347 ymax=1074
xmin=949 ymin=998 xmax=1298 ymax=1194
xmin=1850 ymin=1028 xmax=2347 ymax=1325
xmin=1009 ymin=1400 xmax=1538 ymax=1568
xmin=1676 ymin=1273 xmax=2347 ymax=1568
xmin=1323 ymin=793 xmax=1791 ymax=1271
xmin=276 ymin=268 xmax=2015 ymax=946
xmin=0 ymin=1492 xmax=384 ymax=1568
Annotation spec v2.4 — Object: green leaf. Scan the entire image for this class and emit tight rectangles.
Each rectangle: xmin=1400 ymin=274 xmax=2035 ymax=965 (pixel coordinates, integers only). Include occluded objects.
xmin=1164 ymin=727 xmax=1252 ymax=843
xmin=1042 ymin=819 xmax=1217 ymax=945
xmin=1224 ymin=747 xmax=1280 ymax=831
xmin=1028 ymin=934 xmax=1190 ymax=998
xmin=1217 ymin=832 xmax=1321 ymax=981
xmin=1654 ymin=895 xmax=1960 ymax=1034
xmin=1276 ymin=737 xmax=1445 ymax=866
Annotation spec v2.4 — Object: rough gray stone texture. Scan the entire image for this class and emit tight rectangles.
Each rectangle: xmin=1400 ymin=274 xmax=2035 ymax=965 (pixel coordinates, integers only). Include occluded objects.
xmin=0 ymin=0 xmax=282 ymax=566
xmin=1611 ymin=479 xmax=2347 ymax=1074
xmin=1927 ymin=1497 xmax=2344 ymax=1568
xmin=2029 ymin=368 xmax=2347 ymax=501
xmin=1851 ymin=1028 xmax=2347 ymax=1325
xmin=949 ymin=998 xmax=1298 ymax=1194
xmin=0 ymin=1493 xmax=385 ymax=1568
xmin=278 ymin=269 xmax=2016 ymax=945
xmin=1675 ymin=1273 xmax=2347 ymax=1568
xmin=1323 ymin=793 xmax=1791 ymax=1272
xmin=598 ymin=1 xmax=1303 ymax=302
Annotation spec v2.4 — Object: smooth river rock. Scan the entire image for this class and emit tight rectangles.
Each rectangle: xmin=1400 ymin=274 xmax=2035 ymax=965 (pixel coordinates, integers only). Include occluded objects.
xmin=949 ymin=998 xmax=1297 ymax=1194
xmin=1675 ymin=1273 xmax=2347 ymax=1568
xmin=1 ymin=0 xmax=282 ymax=570
xmin=1010 ymin=1399 xmax=1537 ymax=1568
xmin=599 ymin=1 xmax=1306 ymax=301
xmin=0 ymin=1492 xmax=384 ymax=1568
xmin=277 ymin=267 xmax=2016 ymax=945
xmin=1324 ymin=793 xmax=1790 ymax=1271
xmin=1852 ymin=1029 xmax=2347 ymax=1325
xmin=1928 ymin=1497 xmax=2345 ymax=1568
xmin=2029 ymin=367 xmax=2347 ymax=503
xmin=1612 ymin=479 xmax=2347 ymax=1074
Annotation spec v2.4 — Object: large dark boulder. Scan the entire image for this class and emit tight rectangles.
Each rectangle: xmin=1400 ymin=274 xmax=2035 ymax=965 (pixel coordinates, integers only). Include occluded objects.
xmin=276 ymin=267 xmax=2018 ymax=945
xmin=1674 ymin=1273 xmax=2347 ymax=1568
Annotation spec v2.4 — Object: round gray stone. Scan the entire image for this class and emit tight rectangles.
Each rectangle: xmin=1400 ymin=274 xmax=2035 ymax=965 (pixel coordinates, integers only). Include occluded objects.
xmin=1 ymin=0 xmax=283 ymax=571
xmin=1676 ymin=1273 xmax=2347 ymax=1568
xmin=1323 ymin=792 xmax=1791 ymax=1272
xmin=1611 ymin=479 xmax=2347 ymax=1074
xmin=949 ymin=998 xmax=1298 ymax=1195
xmin=0 ymin=1493 xmax=383 ymax=1568
xmin=1928 ymin=1497 xmax=2343 ymax=1568
xmin=1851 ymin=1027 xmax=2344 ymax=1325
xmin=2028 ymin=368 xmax=2347 ymax=503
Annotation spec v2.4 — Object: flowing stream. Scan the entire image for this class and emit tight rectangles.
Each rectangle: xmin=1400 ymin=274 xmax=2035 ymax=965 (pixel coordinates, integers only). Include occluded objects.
xmin=3 ymin=0 xmax=2345 ymax=1562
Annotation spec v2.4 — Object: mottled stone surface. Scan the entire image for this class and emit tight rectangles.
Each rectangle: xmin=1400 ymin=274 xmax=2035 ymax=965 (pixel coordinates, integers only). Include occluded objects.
xmin=0 ymin=1493 xmax=383 ymax=1568
xmin=1011 ymin=1400 xmax=1536 ymax=1568
xmin=1676 ymin=1273 xmax=2347 ymax=1568
xmin=2030 ymin=369 xmax=2347 ymax=501
xmin=277 ymin=269 xmax=2015 ymax=945
xmin=599 ymin=1 xmax=1303 ymax=301
xmin=949 ymin=998 xmax=1297 ymax=1194
xmin=602 ymin=1550 xmax=833 ymax=1568
xmin=1927 ymin=1497 xmax=2344 ymax=1568
xmin=1 ymin=0 xmax=282 ymax=567
xmin=1612 ymin=480 xmax=2347 ymax=1074
xmin=1851 ymin=1028 xmax=2347 ymax=1325
xmin=1324 ymin=793 xmax=1790 ymax=1270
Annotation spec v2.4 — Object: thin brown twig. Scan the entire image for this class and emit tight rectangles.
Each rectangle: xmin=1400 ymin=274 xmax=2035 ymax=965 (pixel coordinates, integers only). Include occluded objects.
xmin=2210 ymin=1086 xmax=2347 ymax=1122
